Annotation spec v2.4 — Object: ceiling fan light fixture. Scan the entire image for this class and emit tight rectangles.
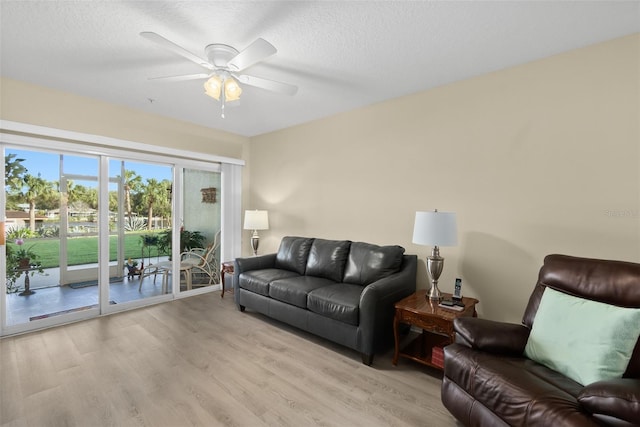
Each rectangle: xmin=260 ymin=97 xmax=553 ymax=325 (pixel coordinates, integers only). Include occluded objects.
xmin=204 ymin=75 xmax=222 ymax=100
xmin=224 ymin=77 xmax=242 ymax=102
xmin=204 ymin=75 xmax=242 ymax=103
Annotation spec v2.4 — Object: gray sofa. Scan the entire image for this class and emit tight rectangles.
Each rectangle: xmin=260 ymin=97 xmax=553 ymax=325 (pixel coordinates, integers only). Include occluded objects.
xmin=233 ymin=236 xmax=417 ymax=365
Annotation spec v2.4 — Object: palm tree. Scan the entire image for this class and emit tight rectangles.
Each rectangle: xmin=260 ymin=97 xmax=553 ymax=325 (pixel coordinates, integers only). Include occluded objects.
xmin=140 ymin=178 xmax=169 ymax=230
xmin=69 ymin=183 xmax=98 ymax=209
xmin=155 ymin=179 xmax=173 ymax=227
xmin=22 ymin=174 xmax=53 ymax=232
xmin=123 ymin=170 xmax=142 ymax=219
xmin=5 ymin=153 xmax=26 ymax=191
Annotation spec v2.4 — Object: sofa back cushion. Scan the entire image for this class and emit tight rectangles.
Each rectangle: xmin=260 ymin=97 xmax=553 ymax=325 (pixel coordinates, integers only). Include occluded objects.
xmin=343 ymin=242 xmax=405 ymax=286
xmin=305 ymin=239 xmax=351 ymax=282
xmin=275 ymin=236 xmax=314 ymax=274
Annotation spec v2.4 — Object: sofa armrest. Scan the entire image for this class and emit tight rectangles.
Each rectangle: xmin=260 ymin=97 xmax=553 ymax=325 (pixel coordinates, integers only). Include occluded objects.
xmin=234 ymin=253 xmax=277 ymax=274
xmin=358 ymin=255 xmax=417 ymax=354
xmin=454 ymin=317 xmax=530 ymax=356
xmin=233 ymin=254 xmax=277 ymax=295
xmin=577 ymin=378 xmax=640 ymax=425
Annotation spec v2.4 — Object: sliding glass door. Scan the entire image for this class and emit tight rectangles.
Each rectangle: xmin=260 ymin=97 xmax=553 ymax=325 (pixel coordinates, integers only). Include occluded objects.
xmin=2 ymin=148 xmax=176 ymax=329
xmin=4 ymin=148 xmax=101 ymax=326
xmin=179 ymin=168 xmax=222 ymax=294
xmin=1 ymin=129 xmax=240 ymax=337
xmin=108 ymin=159 xmax=173 ymax=302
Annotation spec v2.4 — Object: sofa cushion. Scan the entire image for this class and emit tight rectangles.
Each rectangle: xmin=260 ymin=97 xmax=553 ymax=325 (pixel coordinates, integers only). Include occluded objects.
xmin=305 ymin=239 xmax=351 ymax=282
xmin=238 ymin=269 xmax=300 ymax=296
xmin=524 ymin=287 xmax=640 ymax=386
xmin=269 ymin=276 xmax=335 ymax=308
xmin=307 ymin=283 xmax=364 ymax=326
xmin=343 ymin=242 xmax=405 ymax=286
xmin=275 ymin=236 xmax=314 ymax=275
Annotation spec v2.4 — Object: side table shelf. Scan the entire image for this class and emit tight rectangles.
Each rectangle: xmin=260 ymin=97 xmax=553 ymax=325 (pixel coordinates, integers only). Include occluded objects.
xmin=220 ymin=261 xmax=235 ymax=298
xmin=392 ymin=290 xmax=479 ymax=370
xmin=400 ymin=331 xmax=451 ymax=369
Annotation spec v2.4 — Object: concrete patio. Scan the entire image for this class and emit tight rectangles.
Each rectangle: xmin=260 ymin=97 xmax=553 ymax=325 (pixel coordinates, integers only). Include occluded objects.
xmin=5 ymin=267 xmax=167 ymax=326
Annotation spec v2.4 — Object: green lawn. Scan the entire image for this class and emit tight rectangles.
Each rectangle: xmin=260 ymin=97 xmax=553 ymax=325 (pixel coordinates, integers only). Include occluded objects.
xmin=10 ymin=232 xmax=168 ymax=269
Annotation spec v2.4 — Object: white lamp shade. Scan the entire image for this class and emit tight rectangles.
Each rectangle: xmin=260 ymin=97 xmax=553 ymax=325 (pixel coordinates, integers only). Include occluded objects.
xmin=412 ymin=211 xmax=457 ymax=246
xmin=244 ymin=210 xmax=269 ymax=230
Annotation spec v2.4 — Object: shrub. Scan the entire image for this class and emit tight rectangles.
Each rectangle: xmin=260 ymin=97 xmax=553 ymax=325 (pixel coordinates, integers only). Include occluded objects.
xmin=124 ymin=216 xmax=147 ymax=231
xmin=6 ymin=225 xmax=36 ymax=239
xmin=38 ymin=225 xmax=60 ymax=238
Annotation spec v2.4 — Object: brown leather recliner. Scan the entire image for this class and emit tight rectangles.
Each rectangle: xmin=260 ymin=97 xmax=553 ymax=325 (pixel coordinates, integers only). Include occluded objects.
xmin=441 ymin=254 xmax=640 ymax=427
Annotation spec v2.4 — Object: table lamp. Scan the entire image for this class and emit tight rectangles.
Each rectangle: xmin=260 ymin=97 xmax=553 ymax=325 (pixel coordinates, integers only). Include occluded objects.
xmin=412 ymin=210 xmax=458 ymax=300
xmin=244 ymin=210 xmax=269 ymax=256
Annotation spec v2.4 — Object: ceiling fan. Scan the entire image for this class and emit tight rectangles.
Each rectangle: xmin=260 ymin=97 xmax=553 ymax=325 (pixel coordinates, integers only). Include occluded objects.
xmin=140 ymin=32 xmax=298 ymax=117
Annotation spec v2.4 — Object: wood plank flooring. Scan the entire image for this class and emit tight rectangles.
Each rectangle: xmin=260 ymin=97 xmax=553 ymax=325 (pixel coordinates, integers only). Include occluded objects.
xmin=1 ymin=293 xmax=461 ymax=427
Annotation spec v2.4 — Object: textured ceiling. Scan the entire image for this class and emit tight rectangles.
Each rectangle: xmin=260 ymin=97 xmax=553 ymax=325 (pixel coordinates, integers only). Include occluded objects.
xmin=1 ymin=1 xmax=639 ymax=137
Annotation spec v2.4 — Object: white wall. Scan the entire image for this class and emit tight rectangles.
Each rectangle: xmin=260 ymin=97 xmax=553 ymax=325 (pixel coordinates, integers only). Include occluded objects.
xmin=248 ymin=34 xmax=640 ymax=323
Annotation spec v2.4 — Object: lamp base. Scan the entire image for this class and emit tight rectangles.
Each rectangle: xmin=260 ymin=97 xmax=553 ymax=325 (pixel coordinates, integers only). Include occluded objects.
xmin=250 ymin=230 xmax=260 ymax=256
xmin=426 ymin=246 xmax=444 ymax=301
xmin=427 ymin=282 xmax=442 ymax=301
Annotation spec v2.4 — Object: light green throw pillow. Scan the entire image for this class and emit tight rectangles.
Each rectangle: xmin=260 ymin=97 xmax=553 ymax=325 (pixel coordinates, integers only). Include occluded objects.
xmin=524 ymin=287 xmax=640 ymax=386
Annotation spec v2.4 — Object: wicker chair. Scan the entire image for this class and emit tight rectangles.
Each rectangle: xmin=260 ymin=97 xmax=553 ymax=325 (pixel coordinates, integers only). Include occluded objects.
xmin=180 ymin=230 xmax=221 ymax=287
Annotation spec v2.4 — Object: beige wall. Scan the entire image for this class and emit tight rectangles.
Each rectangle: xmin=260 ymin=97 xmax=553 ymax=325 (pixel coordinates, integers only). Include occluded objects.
xmin=0 ymin=77 xmax=247 ymax=159
xmin=248 ymin=34 xmax=640 ymax=323
xmin=2 ymin=35 xmax=638 ymax=323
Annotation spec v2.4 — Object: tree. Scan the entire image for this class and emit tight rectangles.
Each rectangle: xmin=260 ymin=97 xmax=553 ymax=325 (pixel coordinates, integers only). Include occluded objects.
xmin=5 ymin=153 xmax=27 ymax=191
xmin=154 ymin=179 xmax=173 ymax=224
xmin=108 ymin=190 xmax=119 ymax=214
xmin=37 ymin=180 xmax=61 ymax=211
xmin=22 ymin=174 xmax=53 ymax=232
xmin=123 ymin=170 xmax=142 ymax=218
xmin=140 ymin=178 xmax=169 ymax=230
xmin=69 ymin=183 xmax=98 ymax=210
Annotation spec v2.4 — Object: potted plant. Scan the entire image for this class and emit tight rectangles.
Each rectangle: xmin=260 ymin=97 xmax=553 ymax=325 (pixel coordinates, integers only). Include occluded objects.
xmin=180 ymin=229 xmax=206 ymax=252
xmin=140 ymin=234 xmax=159 ymax=266
xmin=5 ymin=245 xmax=23 ymax=294
xmin=6 ymin=239 xmax=44 ymax=294
xmin=125 ymin=258 xmax=141 ymax=279
xmin=11 ymin=238 xmax=40 ymax=268
xmin=157 ymin=229 xmax=206 ymax=258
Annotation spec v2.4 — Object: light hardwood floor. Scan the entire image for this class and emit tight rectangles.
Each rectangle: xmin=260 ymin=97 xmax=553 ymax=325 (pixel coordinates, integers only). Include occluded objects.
xmin=1 ymin=293 xmax=461 ymax=427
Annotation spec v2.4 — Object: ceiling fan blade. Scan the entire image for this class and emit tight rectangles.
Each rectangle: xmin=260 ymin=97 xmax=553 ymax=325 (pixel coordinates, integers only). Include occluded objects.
xmin=228 ymin=38 xmax=277 ymax=72
xmin=140 ymin=32 xmax=213 ymax=70
xmin=236 ymin=74 xmax=298 ymax=96
xmin=148 ymin=73 xmax=211 ymax=82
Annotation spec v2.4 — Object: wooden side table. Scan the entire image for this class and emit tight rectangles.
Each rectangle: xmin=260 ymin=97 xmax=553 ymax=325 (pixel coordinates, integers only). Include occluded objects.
xmin=392 ymin=290 xmax=479 ymax=370
xmin=220 ymin=261 xmax=235 ymax=298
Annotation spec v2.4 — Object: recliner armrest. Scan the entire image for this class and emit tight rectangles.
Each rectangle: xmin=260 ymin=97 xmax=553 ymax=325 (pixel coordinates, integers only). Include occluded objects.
xmin=453 ymin=317 xmax=530 ymax=356
xmin=578 ymin=378 xmax=640 ymax=425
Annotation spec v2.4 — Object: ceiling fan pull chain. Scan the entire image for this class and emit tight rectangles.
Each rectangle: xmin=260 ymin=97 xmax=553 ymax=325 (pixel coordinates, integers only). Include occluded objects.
xmin=221 ymin=89 xmax=226 ymax=118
